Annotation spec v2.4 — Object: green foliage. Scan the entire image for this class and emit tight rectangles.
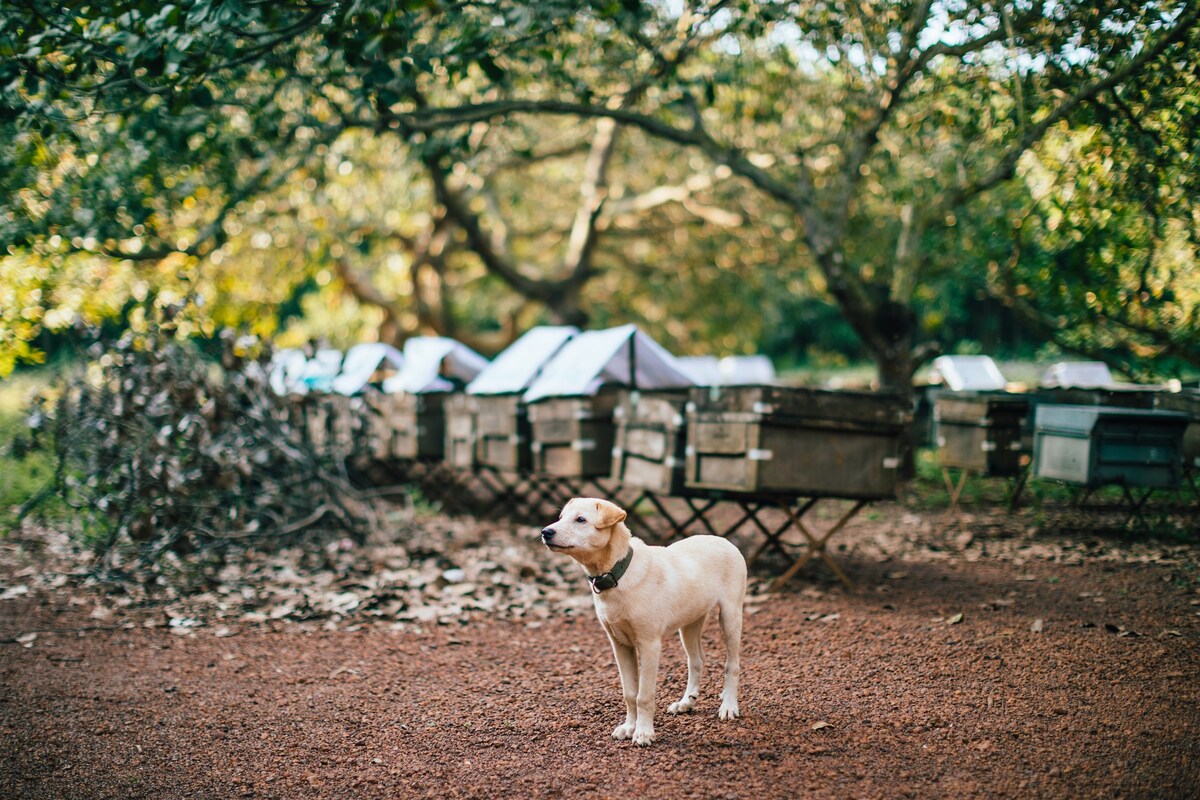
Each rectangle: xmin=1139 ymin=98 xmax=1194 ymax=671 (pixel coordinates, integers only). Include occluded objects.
xmin=2 ymin=0 xmax=1197 ymax=383
xmin=0 ymin=368 xmax=61 ymax=531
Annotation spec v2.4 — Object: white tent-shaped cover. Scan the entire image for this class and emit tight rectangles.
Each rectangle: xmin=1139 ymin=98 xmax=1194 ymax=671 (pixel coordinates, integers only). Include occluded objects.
xmin=1040 ymin=361 xmax=1114 ymax=389
xmin=522 ymin=324 xmax=694 ymax=402
xmin=466 ymin=326 xmax=579 ymax=396
xmin=330 ymin=343 xmax=405 ymax=396
xmin=381 ymin=336 xmax=489 ymax=394
xmin=932 ymin=355 xmax=1008 ymax=392
xmin=268 ymin=348 xmax=312 ymax=395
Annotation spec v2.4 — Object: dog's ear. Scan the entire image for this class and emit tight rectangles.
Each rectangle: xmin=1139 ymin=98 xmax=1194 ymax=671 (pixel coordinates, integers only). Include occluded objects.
xmin=593 ymin=499 xmax=627 ymax=529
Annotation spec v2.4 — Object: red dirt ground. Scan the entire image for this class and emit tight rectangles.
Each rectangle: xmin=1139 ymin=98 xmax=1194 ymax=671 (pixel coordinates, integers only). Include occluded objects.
xmin=2 ymin=506 xmax=1199 ymax=799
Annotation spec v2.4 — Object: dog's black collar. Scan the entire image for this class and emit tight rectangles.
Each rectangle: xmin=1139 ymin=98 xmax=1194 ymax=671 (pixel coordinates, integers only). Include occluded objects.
xmin=588 ymin=548 xmax=634 ymax=594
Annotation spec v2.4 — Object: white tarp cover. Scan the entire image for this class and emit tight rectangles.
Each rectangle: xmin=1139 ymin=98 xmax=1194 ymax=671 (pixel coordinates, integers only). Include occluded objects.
xmin=932 ymin=355 xmax=1008 ymax=392
xmin=268 ymin=348 xmax=312 ymax=395
xmin=466 ymin=326 xmax=579 ymax=395
xmin=271 ymin=347 xmax=345 ymax=395
xmin=1041 ymin=361 xmax=1114 ymax=389
xmin=288 ymin=348 xmax=343 ymax=394
xmin=381 ymin=336 xmax=489 ymax=394
xmin=677 ymin=356 xmax=721 ymax=386
xmin=719 ymin=355 xmax=776 ymax=385
xmin=330 ymin=343 xmax=405 ymax=396
xmin=522 ymin=324 xmax=694 ymax=402
xmin=677 ymin=355 xmax=776 ymax=386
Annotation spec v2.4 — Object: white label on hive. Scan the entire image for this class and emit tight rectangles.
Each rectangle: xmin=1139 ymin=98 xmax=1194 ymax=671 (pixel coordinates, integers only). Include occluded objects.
xmin=509 ymin=434 xmax=523 ymax=444
xmin=613 ymin=407 xmax=625 ymax=418
xmin=531 ymin=442 xmax=543 ymax=452
xmin=937 ymin=436 xmax=946 ymax=447
xmin=685 ymin=402 xmax=696 ymax=414
xmin=664 ymin=456 xmax=678 ymax=468
xmin=747 ymin=448 xmax=773 ymax=461
xmin=981 ymin=441 xmax=997 ymax=452
xmin=611 ymin=448 xmax=623 ymax=458
xmin=574 ymin=409 xmax=592 ymax=420
xmin=882 ymin=457 xmax=901 ymax=469
xmin=1009 ymin=442 xmax=1022 ymax=451
xmin=752 ymin=402 xmax=774 ymax=415
xmin=572 ymin=439 xmax=597 ymax=451
xmin=685 ymin=445 xmax=696 ymax=457
xmin=671 ymin=414 xmax=684 ymax=427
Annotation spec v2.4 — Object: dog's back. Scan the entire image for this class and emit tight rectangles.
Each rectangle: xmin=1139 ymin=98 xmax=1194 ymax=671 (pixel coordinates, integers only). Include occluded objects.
xmin=661 ymin=535 xmax=747 ymax=591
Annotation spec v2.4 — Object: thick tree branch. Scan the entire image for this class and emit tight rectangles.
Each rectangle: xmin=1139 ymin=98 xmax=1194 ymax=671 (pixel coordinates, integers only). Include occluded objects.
xmin=941 ymin=1 xmax=1200 ymax=212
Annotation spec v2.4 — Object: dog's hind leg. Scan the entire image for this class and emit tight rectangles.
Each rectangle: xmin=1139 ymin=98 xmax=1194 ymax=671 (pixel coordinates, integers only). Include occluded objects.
xmin=668 ymin=616 xmax=705 ymax=714
xmin=611 ymin=641 xmax=639 ymax=740
xmin=716 ymin=595 xmax=743 ymax=720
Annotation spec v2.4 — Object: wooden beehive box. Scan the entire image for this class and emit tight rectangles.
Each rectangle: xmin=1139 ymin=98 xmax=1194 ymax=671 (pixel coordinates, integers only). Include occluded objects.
xmin=363 ymin=392 xmax=447 ymax=460
xmin=444 ymin=393 xmax=478 ymax=470
xmin=1154 ymin=391 xmax=1200 ymax=470
xmin=473 ymin=395 xmax=531 ymax=473
xmin=611 ymin=390 xmax=690 ymax=494
xmin=1033 ymin=404 xmax=1189 ymax=488
xmin=684 ymin=386 xmax=909 ymax=498
xmin=933 ymin=392 xmax=1030 ymax=477
xmin=391 ymin=392 xmax=449 ymax=459
xmin=528 ymin=389 xmax=621 ymax=478
xmin=361 ymin=392 xmax=399 ymax=460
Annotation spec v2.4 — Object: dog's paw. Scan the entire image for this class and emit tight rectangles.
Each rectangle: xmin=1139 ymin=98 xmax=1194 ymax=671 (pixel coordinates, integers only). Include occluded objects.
xmin=718 ymin=701 xmax=740 ymax=721
xmin=668 ymin=695 xmax=697 ymax=714
xmin=612 ymin=722 xmax=635 ymax=740
xmin=632 ymin=726 xmax=656 ymax=747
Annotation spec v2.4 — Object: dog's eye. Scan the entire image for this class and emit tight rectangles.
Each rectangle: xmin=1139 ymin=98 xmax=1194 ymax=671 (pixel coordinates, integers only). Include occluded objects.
xmin=575 ymin=516 xmax=586 ymax=523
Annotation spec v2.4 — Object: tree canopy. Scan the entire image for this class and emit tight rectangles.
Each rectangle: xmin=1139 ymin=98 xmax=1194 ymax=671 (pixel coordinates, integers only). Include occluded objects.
xmin=2 ymin=1 xmax=1198 ymax=386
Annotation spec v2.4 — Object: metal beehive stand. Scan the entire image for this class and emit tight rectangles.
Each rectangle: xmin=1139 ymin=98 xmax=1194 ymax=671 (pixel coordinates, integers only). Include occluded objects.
xmin=625 ymin=489 xmax=871 ymax=592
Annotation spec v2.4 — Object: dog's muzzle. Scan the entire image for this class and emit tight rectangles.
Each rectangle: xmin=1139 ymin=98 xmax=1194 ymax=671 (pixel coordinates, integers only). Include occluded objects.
xmin=540 ymin=527 xmax=557 ymax=544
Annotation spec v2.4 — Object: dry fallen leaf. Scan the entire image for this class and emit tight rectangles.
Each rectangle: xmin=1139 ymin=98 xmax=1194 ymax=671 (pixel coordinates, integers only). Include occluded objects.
xmin=947 ymin=612 xmax=964 ymax=625
xmin=1030 ymin=618 xmax=1044 ymax=633
xmin=812 ymin=721 xmax=833 ymax=731
xmin=16 ymin=632 xmax=37 ymax=648
xmin=1 ymin=585 xmax=30 ymax=600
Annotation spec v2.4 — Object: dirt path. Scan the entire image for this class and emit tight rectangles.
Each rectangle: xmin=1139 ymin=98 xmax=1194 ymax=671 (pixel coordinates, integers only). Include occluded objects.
xmin=3 ymin=513 xmax=1200 ymax=799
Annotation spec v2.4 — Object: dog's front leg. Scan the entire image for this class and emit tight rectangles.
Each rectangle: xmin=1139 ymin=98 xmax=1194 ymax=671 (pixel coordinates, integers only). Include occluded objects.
xmin=611 ymin=642 xmax=639 ymax=741
xmin=632 ymin=639 xmax=662 ymax=746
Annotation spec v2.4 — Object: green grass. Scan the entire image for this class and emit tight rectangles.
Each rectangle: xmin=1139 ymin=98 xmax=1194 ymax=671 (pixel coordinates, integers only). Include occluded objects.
xmin=0 ymin=368 xmax=62 ymax=532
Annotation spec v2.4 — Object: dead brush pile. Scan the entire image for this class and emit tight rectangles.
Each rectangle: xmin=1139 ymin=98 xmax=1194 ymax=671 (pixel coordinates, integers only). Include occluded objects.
xmin=32 ymin=324 xmax=374 ymax=584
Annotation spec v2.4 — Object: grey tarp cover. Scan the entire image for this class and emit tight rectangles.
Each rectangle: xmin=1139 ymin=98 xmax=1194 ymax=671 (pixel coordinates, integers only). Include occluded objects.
xmin=522 ymin=324 xmax=693 ymax=402
xmin=381 ymin=337 xmax=489 ymax=394
xmin=932 ymin=355 xmax=1008 ymax=392
xmin=330 ymin=343 xmax=406 ymax=395
xmin=466 ymin=326 xmax=579 ymax=395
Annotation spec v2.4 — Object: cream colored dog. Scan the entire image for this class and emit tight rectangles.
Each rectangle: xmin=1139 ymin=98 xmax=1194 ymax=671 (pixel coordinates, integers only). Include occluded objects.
xmin=540 ymin=497 xmax=747 ymax=746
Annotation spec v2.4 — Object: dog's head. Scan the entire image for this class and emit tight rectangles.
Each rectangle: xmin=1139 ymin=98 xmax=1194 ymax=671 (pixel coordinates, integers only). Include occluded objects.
xmin=540 ymin=497 xmax=627 ymax=554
